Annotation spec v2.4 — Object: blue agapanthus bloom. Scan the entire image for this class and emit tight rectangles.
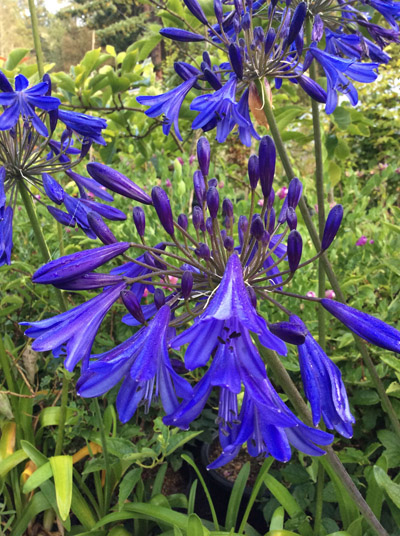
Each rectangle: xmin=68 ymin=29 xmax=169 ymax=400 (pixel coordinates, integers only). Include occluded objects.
xmin=0 ymin=70 xmax=143 ymax=266
xmin=22 ymin=136 xmax=400 ymax=466
xmin=137 ymin=0 xmax=399 ymax=144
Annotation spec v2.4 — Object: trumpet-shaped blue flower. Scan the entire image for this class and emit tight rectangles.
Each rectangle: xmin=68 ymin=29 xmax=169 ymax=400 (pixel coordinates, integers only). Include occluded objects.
xmin=77 ymin=305 xmax=192 ymax=422
xmin=57 ymin=110 xmax=107 ymax=146
xmin=0 ymin=74 xmax=60 ymax=136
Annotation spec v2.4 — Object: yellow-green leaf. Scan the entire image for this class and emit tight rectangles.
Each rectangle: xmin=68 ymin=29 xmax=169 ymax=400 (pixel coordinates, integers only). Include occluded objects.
xmin=49 ymin=456 xmax=73 ymax=521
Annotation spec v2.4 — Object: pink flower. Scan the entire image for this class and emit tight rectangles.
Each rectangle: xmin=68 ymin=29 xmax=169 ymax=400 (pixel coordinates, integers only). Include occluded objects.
xmin=306 ymin=291 xmax=317 ymax=298
xmin=17 ymin=206 xmax=22 ymax=211
xmin=177 ymin=157 xmax=184 ymax=165
xmin=378 ymin=162 xmax=388 ymax=171
xmin=35 ymin=194 xmax=41 ymax=200
xmin=165 ymin=179 xmax=172 ymax=188
xmin=314 ymin=204 xmax=319 ymax=214
xmin=329 ymin=201 xmax=337 ymax=209
xmin=189 ymin=155 xmax=196 ymax=165
xmin=87 ymin=191 xmax=95 ymax=199
xmin=218 ymin=180 xmax=225 ymax=189
xmin=169 ymin=276 xmax=178 ymax=286
xmin=277 ymin=186 xmax=288 ymax=200
xmin=65 ymin=228 xmax=71 ymax=234
xmin=325 ymin=290 xmax=336 ymax=299
xmin=143 ymin=288 xmax=149 ymax=298
xmin=257 ymin=199 xmax=264 ymax=207
xmin=369 ymin=239 xmax=374 ymax=244
xmin=356 ymin=236 xmax=368 ymax=246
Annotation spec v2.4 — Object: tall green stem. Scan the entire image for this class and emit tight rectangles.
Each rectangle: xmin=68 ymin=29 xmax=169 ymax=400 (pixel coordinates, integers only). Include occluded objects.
xmin=257 ymin=343 xmax=388 ymax=536
xmin=28 ymin=0 xmax=44 ymax=78
xmin=94 ymin=399 xmax=112 ymax=516
xmin=257 ymin=79 xmax=400 ymax=439
xmin=0 ymin=335 xmax=16 ymax=409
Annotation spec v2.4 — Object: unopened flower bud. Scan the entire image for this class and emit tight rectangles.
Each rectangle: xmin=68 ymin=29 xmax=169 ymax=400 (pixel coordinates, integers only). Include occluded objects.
xmin=228 ymin=44 xmax=243 ymax=79
xmin=183 ymin=0 xmax=208 ymax=24
xmin=287 ymin=177 xmax=303 ymax=208
xmin=160 ymin=27 xmax=205 ymax=42
xmin=193 ymin=170 xmax=206 ymax=204
xmin=287 ymin=229 xmax=302 ymax=272
xmin=242 ymin=12 xmax=251 ymax=30
xmin=286 ymin=206 xmax=297 ymax=230
xmin=154 ymin=288 xmax=165 ymax=309
xmin=87 ymin=211 xmax=117 ymax=245
xmin=266 ymin=207 xmax=275 ymax=234
xmin=250 ymin=215 xmax=264 ymax=240
xmin=203 ymin=67 xmax=222 ymax=90
xmin=214 ymin=0 xmax=223 ymax=24
xmin=121 ymin=290 xmax=146 ymax=325
xmin=222 ymin=198 xmax=234 ymax=218
xmin=247 ymin=286 xmax=257 ymax=308
xmin=203 ymin=51 xmax=211 ymax=67
xmin=133 ymin=206 xmax=145 ymax=237
xmin=321 ymin=204 xmax=343 ymax=250
xmin=207 ymin=186 xmax=219 ymax=218
xmin=151 ymin=186 xmax=175 ymax=236
xmin=178 ymin=213 xmax=188 ymax=230
xmin=259 ymin=136 xmax=276 ymax=198
xmin=253 ymin=26 xmax=264 ymax=44
xmin=224 ymin=236 xmax=235 ymax=251
xmin=208 ymin=178 xmax=218 ymax=188
xmin=197 ymin=137 xmax=211 ymax=177
xmin=42 ymin=173 xmax=64 ymax=205
xmin=269 ymin=321 xmax=307 ymax=345
xmin=248 ymin=155 xmax=259 ymax=189
xmin=268 ymin=188 xmax=275 ymax=210
xmin=181 ymin=271 xmax=193 ymax=299
xmin=238 ymin=215 xmax=248 ymax=246
xmin=196 ymin=242 xmax=211 ymax=260
xmin=192 ymin=206 xmax=204 ymax=230
xmin=264 ymin=28 xmax=276 ymax=55
xmin=287 ymin=2 xmax=307 ymax=46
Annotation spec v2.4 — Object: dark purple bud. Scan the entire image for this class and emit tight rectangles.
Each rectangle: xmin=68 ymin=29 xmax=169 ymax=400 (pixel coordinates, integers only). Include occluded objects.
xmin=181 ymin=270 xmax=193 ymax=299
xmin=259 ymin=136 xmax=276 ymax=198
xmin=42 ymin=173 xmax=64 ymax=205
xmin=233 ymin=14 xmax=240 ymax=34
xmin=312 ymin=14 xmax=324 ymax=42
xmin=195 ymin=242 xmax=211 ymax=260
xmin=80 ymin=139 xmax=92 ymax=159
xmin=250 ymin=215 xmax=264 ymax=240
xmin=321 ymin=204 xmax=343 ymax=250
xmin=53 ymin=273 xmax=124 ymax=291
xmin=261 ymin=231 xmax=270 ymax=246
xmin=228 ymin=44 xmax=243 ymax=79
xmin=203 ymin=67 xmax=223 ymax=90
xmin=222 ymin=198 xmax=234 ymax=218
xmin=238 ymin=215 xmax=248 ymax=246
xmin=269 ymin=321 xmax=307 ymax=345
xmin=287 ymin=177 xmax=303 ymax=208
xmin=133 ymin=206 xmax=146 ymax=237
xmin=183 ymin=0 xmax=208 ymax=25
xmin=253 ymin=26 xmax=264 ymax=44
xmin=214 ymin=0 xmax=223 ymax=24
xmin=278 ymin=198 xmax=288 ymax=224
xmin=144 ymin=252 xmax=156 ymax=268
xmin=208 ymin=178 xmax=218 ymax=188
xmin=242 ymin=12 xmax=251 ymax=30
xmin=174 ymin=62 xmax=202 ymax=89
xmin=121 ymin=289 xmax=146 ymax=325
xmin=33 ymin=242 xmax=131 ymax=285
xmin=264 ymin=28 xmax=276 ymax=55
xmin=287 ymin=230 xmax=302 ymax=272
xmin=247 ymin=286 xmax=257 ymax=308
xmin=224 ymin=236 xmax=235 ymax=251
xmin=154 ymin=288 xmax=166 ymax=309
xmin=203 ymin=51 xmax=211 ymax=67
xmin=87 ymin=211 xmax=117 ymax=245
xmin=268 ymin=189 xmax=275 ymax=210
xmin=248 ymin=155 xmax=259 ymax=189
xmin=160 ymin=27 xmax=205 ymax=42
xmin=87 ymin=163 xmax=152 ymax=204
xmin=49 ymin=109 xmax=58 ymax=133
xmin=220 ymin=229 xmax=227 ymax=242
xmin=286 ymin=206 xmax=297 ymax=230
xmin=192 ymin=205 xmax=204 ymax=231
xmin=178 ymin=213 xmax=188 ymax=230
xmin=151 ymin=186 xmax=175 ymax=236
xmin=286 ymin=0 xmax=292 ymax=5
xmin=197 ymin=137 xmax=211 ymax=177
xmin=298 ymin=75 xmax=327 ymax=104
xmin=43 ymin=73 xmax=52 ymax=95
xmin=193 ymin=170 xmax=206 ymax=204
xmin=287 ymin=2 xmax=307 ymax=46
xmin=61 ymin=129 xmax=72 ymax=146
xmin=206 ymin=217 xmax=213 ymax=235
xmin=207 ymin=186 xmax=219 ymax=218
xmin=267 ymin=207 xmax=275 ymax=234
xmin=234 ymin=0 xmax=243 ymax=14
xmin=170 ymin=358 xmax=188 ymax=375
xmin=152 ymin=243 xmax=167 ymax=270
xmin=47 ymin=205 xmax=75 ymax=228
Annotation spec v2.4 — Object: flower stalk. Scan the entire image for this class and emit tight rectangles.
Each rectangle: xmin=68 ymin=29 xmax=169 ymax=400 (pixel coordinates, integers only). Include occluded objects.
xmin=257 ymin=78 xmax=400 ymax=440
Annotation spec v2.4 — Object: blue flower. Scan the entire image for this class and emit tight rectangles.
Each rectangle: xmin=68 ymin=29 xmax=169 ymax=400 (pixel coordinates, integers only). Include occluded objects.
xmin=21 ymin=282 xmax=126 ymax=371
xmin=137 ymin=77 xmax=199 ymax=141
xmin=0 ymin=206 xmax=13 ymax=267
xmin=77 ymin=305 xmax=192 ymax=422
xmin=57 ymin=110 xmax=107 ymax=146
xmin=290 ymin=315 xmax=355 ymax=438
xmin=0 ymin=73 xmax=60 ymax=136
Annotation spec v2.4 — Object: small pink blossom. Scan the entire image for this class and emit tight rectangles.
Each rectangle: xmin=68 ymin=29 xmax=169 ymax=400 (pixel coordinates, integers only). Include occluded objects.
xmin=65 ymin=228 xmax=71 ymax=233
xmin=369 ymin=239 xmax=374 ymax=244
xmin=177 ymin=157 xmax=184 ymax=165
xmin=356 ymin=235 xmax=368 ymax=246
xmin=257 ymin=199 xmax=264 ymax=207
xmin=314 ymin=204 xmax=319 ymax=214
xmin=143 ymin=288 xmax=149 ymax=298
xmin=325 ymin=289 xmax=336 ymax=299
xmin=306 ymin=291 xmax=317 ymax=298
xmin=218 ymin=180 xmax=225 ymax=189
xmin=35 ymin=194 xmax=41 ymax=200
xmin=329 ymin=201 xmax=337 ymax=209
xmin=169 ymin=276 xmax=178 ymax=286
xmin=87 ymin=191 xmax=95 ymax=199
xmin=165 ymin=179 xmax=172 ymax=188
xmin=189 ymin=155 xmax=196 ymax=165
xmin=378 ymin=162 xmax=388 ymax=171
xmin=277 ymin=186 xmax=288 ymax=200
xmin=17 ymin=206 xmax=22 ymax=211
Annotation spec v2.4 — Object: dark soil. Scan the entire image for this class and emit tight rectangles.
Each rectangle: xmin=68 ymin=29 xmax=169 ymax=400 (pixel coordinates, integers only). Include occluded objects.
xmin=142 ymin=464 xmax=187 ymax=495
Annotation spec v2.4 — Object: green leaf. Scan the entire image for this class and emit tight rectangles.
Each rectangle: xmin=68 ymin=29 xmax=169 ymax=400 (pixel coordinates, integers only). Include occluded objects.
xmin=0 ymin=449 xmax=27 ymax=478
xmin=187 ymin=513 xmax=208 ymax=535
xmin=10 ymin=492 xmax=51 ymax=536
xmin=165 ymin=430 xmax=202 ymax=456
xmin=269 ymin=506 xmax=285 ymax=530
xmin=5 ymin=48 xmax=29 ymax=70
xmin=134 ymin=34 xmax=162 ymax=62
xmin=49 ymin=456 xmax=73 ymax=521
xmin=373 ymin=466 xmax=400 ymax=508
xmin=225 ymin=462 xmax=250 ymax=530
xmin=23 ymin=461 xmax=52 ymax=493
xmin=71 ymin=485 xmax=97 ymax=530
xmin=327 ymin=160 xmax=342 ymax=187
xmin=383 ymin=222 xmax=400 ymax=235
xmin=21 ymin=440 xmax=48 ymax=466
xmin=118 ymin=468 xmax=142 ymax=509
xmin=333 ymin=107 xmax=351 ymax=130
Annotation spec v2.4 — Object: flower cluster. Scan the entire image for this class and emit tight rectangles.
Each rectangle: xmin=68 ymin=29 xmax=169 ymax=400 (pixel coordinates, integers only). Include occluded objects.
xmin=22 ymin=136 xmax=400 ymax=466
xmin=137 ymin=0 xmax=400 ymax=144
xmin=0 ymin=71 xmax=123 ymax=265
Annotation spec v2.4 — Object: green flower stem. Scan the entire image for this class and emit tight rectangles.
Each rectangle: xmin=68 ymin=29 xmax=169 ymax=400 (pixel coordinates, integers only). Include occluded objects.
xmin=54 ymin=374 xmax=70 ymax=456
xmin=257 ymin=79 xmax=400 ymax=440
xmin=0 ymin=335 xmax=16 ymax=398
xmin=314 ymin=462 xmax=325 ymax=535
xmin=257 ymin=343 xmax=388 ymax=536
xmin=28 ymin=0 xmax=45 ymax=78
xmin=94 ymin=399 xmax=112 ymax=516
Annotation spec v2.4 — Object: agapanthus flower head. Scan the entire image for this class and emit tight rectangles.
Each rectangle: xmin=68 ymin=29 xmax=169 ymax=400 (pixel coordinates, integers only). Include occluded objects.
xmin=137 ymin=0 xmax=399 ymax=143
xmin=0 ymin=71 xmax=120 ymax=265
xmin=22 ymin=136 xmax=400 ymax=466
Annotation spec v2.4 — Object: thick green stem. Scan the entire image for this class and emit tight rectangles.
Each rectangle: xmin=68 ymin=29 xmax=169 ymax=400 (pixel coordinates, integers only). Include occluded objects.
xmin=257 ymin=343 xmax=388 ymax=536
xmin=54 ymin=375 xmax=69 ymax=455
xmin=258 ymin=80 xmax=400 ymax=439
xmin=28 ymin=0 xmax=44 ymax=78
xmin=94 ymin=399 xmax=112 ymax=516
xmin=314 ymin=463 xmax=324 ymax=535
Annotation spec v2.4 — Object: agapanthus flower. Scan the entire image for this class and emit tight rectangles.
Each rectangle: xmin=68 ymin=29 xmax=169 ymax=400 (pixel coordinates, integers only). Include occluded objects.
xmin=0 ymin=71 xmax=132 ymax=265
xmin=22 ymin=136 xmax=400 ymax=466
xmin=137 ymin=0 xmax=399 ymax=144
